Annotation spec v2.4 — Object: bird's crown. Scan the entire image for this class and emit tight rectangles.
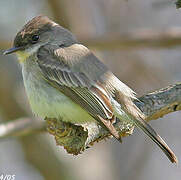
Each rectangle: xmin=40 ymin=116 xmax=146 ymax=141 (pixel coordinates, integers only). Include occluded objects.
xmin=14 ymin=15 xmax=55 ymax=47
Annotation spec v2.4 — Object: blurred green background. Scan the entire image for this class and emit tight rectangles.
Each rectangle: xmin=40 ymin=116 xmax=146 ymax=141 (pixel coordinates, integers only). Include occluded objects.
xmin=0 ymin=0 xmax=181 ymax=180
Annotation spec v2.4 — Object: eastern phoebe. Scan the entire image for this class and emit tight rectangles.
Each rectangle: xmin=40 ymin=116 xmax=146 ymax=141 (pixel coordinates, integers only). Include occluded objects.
xmin=3 ymin=15 xmax=177 ymax=163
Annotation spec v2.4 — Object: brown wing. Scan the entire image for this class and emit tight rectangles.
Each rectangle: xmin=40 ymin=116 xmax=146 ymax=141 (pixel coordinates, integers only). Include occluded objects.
xmin=37 ymin=44 xmax=121 ymax=140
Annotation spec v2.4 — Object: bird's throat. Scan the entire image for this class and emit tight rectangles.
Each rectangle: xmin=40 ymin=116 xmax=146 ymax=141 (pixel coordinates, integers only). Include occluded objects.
xmin=16 ymin=51 xmax=31 ymax=63
xmin=16 ymin=44 xmax=41 ymax=63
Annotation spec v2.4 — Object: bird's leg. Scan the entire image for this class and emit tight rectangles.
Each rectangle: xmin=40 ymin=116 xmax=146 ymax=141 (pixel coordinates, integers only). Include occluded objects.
xmin=97 ymin=115 xmax=122 ymax=142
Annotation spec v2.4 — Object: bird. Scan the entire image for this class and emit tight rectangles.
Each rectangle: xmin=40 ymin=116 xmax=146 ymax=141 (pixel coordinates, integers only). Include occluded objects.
xmin=3 ymin=15 xmax=177 ymax=163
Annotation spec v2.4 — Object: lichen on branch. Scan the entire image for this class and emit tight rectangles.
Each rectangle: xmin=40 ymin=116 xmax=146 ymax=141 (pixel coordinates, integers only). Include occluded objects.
xmin=46 ymin=83 xmax=181 ymax=155
xmin=0 ymin=83 xmax=181 ymax=154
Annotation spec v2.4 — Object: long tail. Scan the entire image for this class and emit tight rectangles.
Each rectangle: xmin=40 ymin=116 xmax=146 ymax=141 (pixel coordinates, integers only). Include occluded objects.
xmin=115 ymin=91 xmax=178 ymax=163
xmin=133 ymin=116 xmax=177 ymax=163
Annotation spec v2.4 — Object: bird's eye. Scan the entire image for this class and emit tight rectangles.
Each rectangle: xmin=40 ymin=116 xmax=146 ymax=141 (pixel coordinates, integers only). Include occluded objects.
xmin=31 ymin=35 xmax=39 ymax=43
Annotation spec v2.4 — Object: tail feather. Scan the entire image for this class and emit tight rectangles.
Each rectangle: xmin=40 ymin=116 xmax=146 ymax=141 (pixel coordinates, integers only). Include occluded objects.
xmin=115 ymin=91 xmax=178 ymax=163
xmin=133 ymin=116 xmax=178 ymax=163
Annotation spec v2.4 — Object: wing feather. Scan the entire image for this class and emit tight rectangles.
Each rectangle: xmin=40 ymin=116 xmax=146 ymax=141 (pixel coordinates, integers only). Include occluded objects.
xmin=37 ymin=44 xmax=113 ymax=120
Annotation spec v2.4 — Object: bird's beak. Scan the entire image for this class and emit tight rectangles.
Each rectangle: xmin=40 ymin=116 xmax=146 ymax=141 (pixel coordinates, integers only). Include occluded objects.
xmin=3 ymin=46 xmax=23 ymax=55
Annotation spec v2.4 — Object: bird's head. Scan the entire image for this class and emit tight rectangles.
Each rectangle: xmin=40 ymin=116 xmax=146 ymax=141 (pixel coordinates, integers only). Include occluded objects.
xmin=3 ymin=15 xmax=77 ymax=62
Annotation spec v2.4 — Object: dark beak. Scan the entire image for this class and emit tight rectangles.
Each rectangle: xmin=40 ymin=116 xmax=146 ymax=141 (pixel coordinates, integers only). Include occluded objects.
xmin=3 ymin=46 xmax=23 ymax=55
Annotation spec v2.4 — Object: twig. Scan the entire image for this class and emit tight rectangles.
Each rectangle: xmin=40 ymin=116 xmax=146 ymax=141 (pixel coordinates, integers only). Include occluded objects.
xmin=82 ymin=27 xmax=181 ymax=50
xmin=2 ymin=28 xmax=181 ymax=50
xmin=0 ymin=118 xmax=45 ymax=139
xmin=135 ymin=83 xmax=181 ymax=121
xmin=0 ymin=83 xmax=181 ymax=154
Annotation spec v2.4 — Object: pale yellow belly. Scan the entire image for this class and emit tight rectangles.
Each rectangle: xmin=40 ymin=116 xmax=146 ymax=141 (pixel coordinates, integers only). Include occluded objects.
xmin=22 ymin=61 xmax=95 ymax=123
xmin=25 ymin=77 xmax=94 ymax=123
xmin=28 ymin=88 xmax=95 ymax=123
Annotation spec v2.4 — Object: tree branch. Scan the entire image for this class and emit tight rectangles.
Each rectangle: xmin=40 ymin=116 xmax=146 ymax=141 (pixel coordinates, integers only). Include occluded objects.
xmin=0 ymin=118 xmax=45 ymax=139
xmin=2 ymin=28 xmax=181 ymax=51
xmin=0 ymin=83 xmax=181 ymax=154
xmin=81 ymin=28 xmax=181 ymax=50
xmin=135 ymin=83 xmax=181 ymax=121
